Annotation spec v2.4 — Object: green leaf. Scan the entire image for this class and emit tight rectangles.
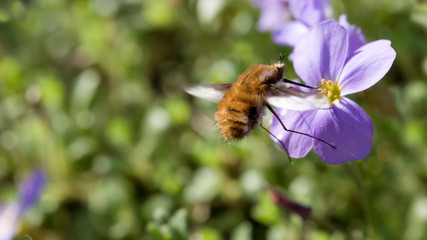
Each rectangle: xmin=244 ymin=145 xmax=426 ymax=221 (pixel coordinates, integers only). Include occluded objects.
xmin=169 ymin=209 xmax=188 ymax=240
xmin=251 ymin=191 xmax=280 ymax=224
xmin=231 ymin=221 xmax=252 ymax=240
xmin=146 ymin=222 xmax=171 ymax=240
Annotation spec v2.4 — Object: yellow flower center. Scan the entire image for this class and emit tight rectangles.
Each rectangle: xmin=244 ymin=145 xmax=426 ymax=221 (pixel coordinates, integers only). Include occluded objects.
xmin=319 ymin=79 xmax=342 ymax=104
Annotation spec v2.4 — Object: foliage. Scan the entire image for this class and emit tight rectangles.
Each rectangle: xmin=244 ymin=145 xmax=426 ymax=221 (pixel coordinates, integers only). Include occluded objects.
xmin=0 ymin=0 xmax=426 ymax=239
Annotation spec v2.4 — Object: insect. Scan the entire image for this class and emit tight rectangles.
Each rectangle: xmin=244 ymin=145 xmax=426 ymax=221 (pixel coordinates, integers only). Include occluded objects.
xmin=186 ymin=58 xmax=335 ymax=153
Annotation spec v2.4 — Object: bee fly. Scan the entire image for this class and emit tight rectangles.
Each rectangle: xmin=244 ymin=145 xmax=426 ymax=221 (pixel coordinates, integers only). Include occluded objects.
xmin=186 ymin=57 xmax=335 ymax=155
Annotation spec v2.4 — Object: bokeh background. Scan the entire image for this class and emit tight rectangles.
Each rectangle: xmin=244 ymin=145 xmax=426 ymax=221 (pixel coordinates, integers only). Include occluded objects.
xmin=0 ymin=0 xmax=426 ymax=239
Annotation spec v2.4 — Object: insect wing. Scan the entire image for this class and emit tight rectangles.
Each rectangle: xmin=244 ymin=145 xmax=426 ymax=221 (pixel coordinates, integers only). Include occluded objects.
xmin=185 ymin=83 xmax=232 ymax=103
xmin=266 ymin=85 xmax=328 ymax=110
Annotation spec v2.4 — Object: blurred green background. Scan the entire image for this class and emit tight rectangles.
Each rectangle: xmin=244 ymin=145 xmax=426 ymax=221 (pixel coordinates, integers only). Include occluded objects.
xmin=0 ymin=0 xmax=426 ymax=239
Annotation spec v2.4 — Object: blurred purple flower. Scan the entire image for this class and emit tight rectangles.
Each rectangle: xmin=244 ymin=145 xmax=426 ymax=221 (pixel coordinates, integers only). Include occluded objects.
xmin=271 ymin=0 xmax=366 ymax=56
xmin=271 ymin=20 xmax=396 ymax=164
xmin=0 ymin=204 xmax=21 ymax=240
xmin=272 ymin=0 xmax=332 ymax=46
xmin=0 ymin=169 xmax=46 ymax=240
xmin=253 ymin=0 xmax=290 ymax=32
xmin=18 ymin=169 xmax=46 ymax=212
xmin=269 ymin=187 xmax=311 ymax=221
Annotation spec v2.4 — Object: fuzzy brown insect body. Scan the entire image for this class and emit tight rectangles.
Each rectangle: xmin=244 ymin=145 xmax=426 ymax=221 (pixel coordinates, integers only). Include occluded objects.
xmin=215 ymin=63 xmax=285 ymax=139
xmin=185 ymin=59 xmax=332 ymax=148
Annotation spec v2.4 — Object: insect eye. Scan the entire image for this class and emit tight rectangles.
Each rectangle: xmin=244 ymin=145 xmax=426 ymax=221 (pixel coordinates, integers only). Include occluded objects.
xmin=262 ymin=77 xmax=274 ymax=84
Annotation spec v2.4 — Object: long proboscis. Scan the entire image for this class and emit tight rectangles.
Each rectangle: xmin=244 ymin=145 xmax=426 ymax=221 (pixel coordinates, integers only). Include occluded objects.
xmin=282 ymin=78 xmax=318 ymax=90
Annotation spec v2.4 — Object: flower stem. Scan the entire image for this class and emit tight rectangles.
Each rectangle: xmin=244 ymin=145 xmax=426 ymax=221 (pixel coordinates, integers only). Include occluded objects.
xmin=343 ymin=163 xmax=377 ymax=239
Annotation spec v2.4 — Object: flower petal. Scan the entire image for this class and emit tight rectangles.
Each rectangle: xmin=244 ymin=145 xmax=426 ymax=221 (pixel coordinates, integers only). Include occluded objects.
xmin=293 ymin=20 xmax=348 ymax=86
xmin=0 ymin=203 xmax=20 ymax=240
xmin=19 ymin=169 xmax=46 ymax=212
xmin=272 ymin=21 xmax=308 ymax=47
xmin=338 ymin=15 xmax=366 ymax=58
xmin=339 ymin=40 xmax=396 ymax=95
xmin=255 ymin=0 xmax=290 ymax=32
xmin=270 ymin=108 xmax=317 ymax=158
xmin=313 ymin=98 xmax=374 ymax=164
xmin=289 ymin=0 xmax=331 ymax=26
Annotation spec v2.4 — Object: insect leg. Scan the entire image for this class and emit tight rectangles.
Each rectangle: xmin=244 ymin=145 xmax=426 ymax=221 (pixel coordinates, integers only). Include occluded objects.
xmin=266 ymin=104 xmax=336 ymax=149
xmin=260 ymin=122 xmax=293 ymax=164
xmin=282 ymin=79 xmax=318 ymax=89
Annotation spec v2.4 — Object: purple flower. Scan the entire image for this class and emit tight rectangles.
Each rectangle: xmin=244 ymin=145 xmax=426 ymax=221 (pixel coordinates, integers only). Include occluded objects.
xmin=271 ymin=20 xmax=396 ymax=164
xmin=269 ymin=187 xmax=311 ymax=221
xmin=272 ymin=0 xmax=332 ymax=46
xmin=18 ymin=169 xmax=46 ymax=212
xmin=0 ymin=169 xmax=46 ymax=240
xmin=0 ymin=204 xmax=21 ymax=240
xmin=253 ymin=0 xmax=290 ymax=32
xmin=272 ymin=0 xmax=366 ymax=57
xmin=290 ymin=0 xmax=331 ymax=26
xmin=338 ymin=15 xmax=366 ymax=60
